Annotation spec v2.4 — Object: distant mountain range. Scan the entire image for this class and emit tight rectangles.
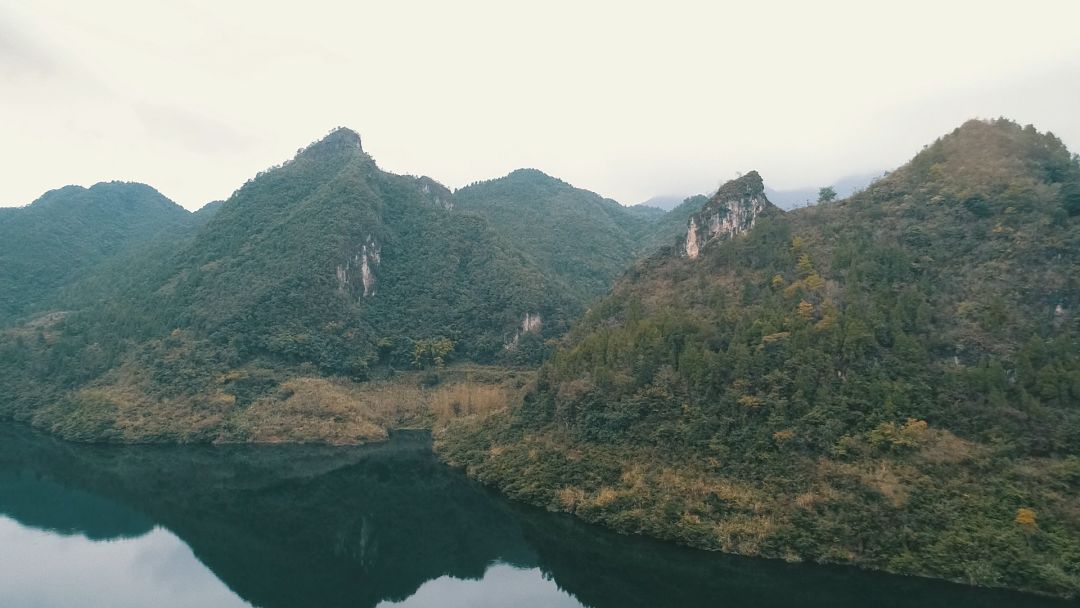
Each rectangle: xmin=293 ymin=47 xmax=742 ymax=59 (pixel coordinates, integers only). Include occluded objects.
xmin=635 ymin=171 xmax=886 ymax=212
xmin=764 ymin=171 xmax=887 ymax=209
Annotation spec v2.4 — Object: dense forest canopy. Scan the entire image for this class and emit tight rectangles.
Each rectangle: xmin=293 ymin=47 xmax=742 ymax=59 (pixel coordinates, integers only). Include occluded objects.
xmin=438 ymin=119 xmax=1080 ymax=598
xmin=0 ymin=128 xmax=697 ymax=443
xmin=0 ymin=182 xmax=195 ymax=324
xmin=454 ymin=168 xmax=705 ymax=302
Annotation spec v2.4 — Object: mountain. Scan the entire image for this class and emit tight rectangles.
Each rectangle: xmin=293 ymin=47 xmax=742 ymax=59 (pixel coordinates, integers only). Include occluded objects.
xmin=621 ymin=204 xmax=666 ymax=220
xmin=437 ymin=119 xmax=1080 ymax=598
xmin=766 ymin=171 xmax=885 ymax=209
xmin=636 ymin=194 xmax=711 ymax=252
xmin=454 ymin=169 xmax=647 ymax=301
xmin=454 ymin=169 xmax=690 ymax=302
xmin=0 ymin=182 xmax=194 ymax=324
xmin=0 ymin=128 xmax=580 ymax=441
xmin=193 ymin=199 xmax=225 ymax=221
xmin=635 ymin=195 xmax=688 ymax=212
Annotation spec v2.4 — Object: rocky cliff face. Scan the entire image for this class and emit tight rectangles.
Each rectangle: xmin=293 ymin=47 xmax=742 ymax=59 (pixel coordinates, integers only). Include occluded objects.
xmin=684 ymin=171 xmax=774 ymax=258
xmin=336 ymin=235 xmax=381 ymax=299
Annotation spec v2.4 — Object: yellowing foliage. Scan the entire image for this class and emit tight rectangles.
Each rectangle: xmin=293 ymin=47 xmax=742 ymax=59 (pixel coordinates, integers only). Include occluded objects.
xmin=1015 ymin=508 xmax=1037 ymax=528
xmin=773 ymin=429 xmax=795 ymax=443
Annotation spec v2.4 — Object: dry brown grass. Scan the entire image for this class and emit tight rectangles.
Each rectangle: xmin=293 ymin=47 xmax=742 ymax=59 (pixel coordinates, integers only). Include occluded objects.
xmin=41 ymin=363 xmax=521 ymax=444
xmin=712 ymin=514 xmax=776 ymax=554
xmin=236 ymin=375 xmax=512 ymax=444
xmin=917 ymin=428 xmax=981 ymax=464
xmin=817 ymin=458 xmax=915 ymax=508
xmin=236 ymin=378 xmax=397 ymax=444
xmin=427 ymin=383 xmax=506 ymax=423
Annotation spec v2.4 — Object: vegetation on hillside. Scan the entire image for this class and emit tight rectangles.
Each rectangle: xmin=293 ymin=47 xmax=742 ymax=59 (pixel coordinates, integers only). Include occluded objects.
xmin=0 ymin=129 xmax=577 ymax=440
xmin=454 ymin=169 xmax=700 ymax=303
xmin=437 ymin=119 xmax=1080 ymax=597
xmin=0 ymin=182 xmax=195 ymax=324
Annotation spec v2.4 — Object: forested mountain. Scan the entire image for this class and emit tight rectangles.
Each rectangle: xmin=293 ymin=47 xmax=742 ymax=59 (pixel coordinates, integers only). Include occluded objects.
xmin=0 ymin=128 xmax=581 ymax=441
xmin=454 ymin=169 xmax=689 ymax=302
xmin=0 ymin=182 xmax=194 ymax=324
xmin=438 ymin=119 xmax=1080 ymax=597
xmin=454 ymin=169 xmax=639 ymax=303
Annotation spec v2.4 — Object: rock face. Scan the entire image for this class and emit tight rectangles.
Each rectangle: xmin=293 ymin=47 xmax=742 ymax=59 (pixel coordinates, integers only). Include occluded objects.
xmin=336 ymin=236 xmax=381 ymax=299
xmin=504 ymin=312 xmax=542 ymax=350
xmin=417 ymin=177 xmax=455 ymax=210
xmin=684 ymin=171 xmax=773 ymax=259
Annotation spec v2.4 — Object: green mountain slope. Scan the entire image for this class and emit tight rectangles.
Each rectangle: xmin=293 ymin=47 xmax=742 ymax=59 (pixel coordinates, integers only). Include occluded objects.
xmin=0 ymin=128 xmax=578 ymax=440
xmin=437 ymin=119 xmax=1080 ymax=597
xmin=454 ymin=169 xmax=710 ymax=304
xmin=0 ymin=182 xmax=193 ymax=324
xmin=454 ymin=169 xmax=655 ymax=302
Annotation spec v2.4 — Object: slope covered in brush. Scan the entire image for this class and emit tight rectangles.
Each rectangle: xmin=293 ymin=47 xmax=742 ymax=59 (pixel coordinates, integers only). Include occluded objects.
xmin=438 ymin=119 xmax=1080 ymax=597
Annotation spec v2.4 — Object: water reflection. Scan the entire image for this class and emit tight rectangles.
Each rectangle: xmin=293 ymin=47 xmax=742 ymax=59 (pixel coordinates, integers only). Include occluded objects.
xmin=0 ymin=424 xmax=1067 ymax=608
xmin=376 ymin=564 xmax=580 ymax=608
xmin=0 ymin=515 xmax=248 ymax=607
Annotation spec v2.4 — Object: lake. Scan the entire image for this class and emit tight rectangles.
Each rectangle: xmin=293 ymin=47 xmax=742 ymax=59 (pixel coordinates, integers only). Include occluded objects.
xmin=0 ymin=423 xmax=1068 ymax=608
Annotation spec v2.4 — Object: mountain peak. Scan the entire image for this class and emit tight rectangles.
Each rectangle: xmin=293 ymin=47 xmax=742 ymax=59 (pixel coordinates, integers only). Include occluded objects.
xmin=320 ymin=127 xmax=361 ymax=148
xmin=715 ymin=170 xmax=765 ymax=199
xmin=684 ymin=171 xmax=774 ymax=259
xmin=896 ymin=118 xmax=1077 ymax=201
xmin=295 ymin=127 xmax=364 ymax=160
xmin=503 ymin=168 xmax=566 ymax=186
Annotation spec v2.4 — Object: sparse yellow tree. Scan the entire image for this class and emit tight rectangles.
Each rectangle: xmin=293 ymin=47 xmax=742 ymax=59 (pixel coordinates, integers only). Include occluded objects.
xmin=1015 ymin=508 xmax=1037 ymax=529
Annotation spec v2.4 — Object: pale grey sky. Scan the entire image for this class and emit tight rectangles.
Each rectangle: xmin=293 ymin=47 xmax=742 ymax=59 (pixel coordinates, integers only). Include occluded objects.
xmin=3 ymin=0 xmax=1079 ymax=210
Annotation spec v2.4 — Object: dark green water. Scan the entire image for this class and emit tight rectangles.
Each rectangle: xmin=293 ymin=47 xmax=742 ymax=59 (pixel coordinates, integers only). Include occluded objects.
xmin=0 ymin=423 xmax=1070 ymax=608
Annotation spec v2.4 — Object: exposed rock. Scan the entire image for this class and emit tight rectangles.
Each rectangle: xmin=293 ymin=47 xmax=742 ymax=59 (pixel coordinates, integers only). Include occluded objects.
xmin=685 ymin=217 xmax=701 ymax=259
xmin=684 ymin=171 xmax=775 ymax=259
xmin=521 ymin=312 xmax=542 ymax=333
xmin=336 ymin=235 xmax=381 ymax=298
xmin=504 ymin=312 xmax=542 ymax=350
xmin=417 ymin=177 xmax=455 ymax=210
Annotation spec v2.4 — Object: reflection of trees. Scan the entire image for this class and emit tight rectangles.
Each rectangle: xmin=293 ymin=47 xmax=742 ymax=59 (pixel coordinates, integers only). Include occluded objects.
xmin=0 ymin=424 xmax=1066 ymax=608
xmin=0 ymin=426 xmax=534 ymax=608
xmin=513 ymin=501 xmax=1068 ymax=608
xmin=0 ymin=471 xmax=154 ymax=540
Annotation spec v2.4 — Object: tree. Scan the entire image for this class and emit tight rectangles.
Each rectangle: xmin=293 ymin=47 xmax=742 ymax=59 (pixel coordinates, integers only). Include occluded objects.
xmin=413 ymin=337 xmax=455 ymax=369
xmin=1062 ymin=177 xmax=1080 ymax=216
xmin=1015 ymin=507 xmax=1037 ymax=529
xmin=818 ymin=186 xmax=838 ymax=203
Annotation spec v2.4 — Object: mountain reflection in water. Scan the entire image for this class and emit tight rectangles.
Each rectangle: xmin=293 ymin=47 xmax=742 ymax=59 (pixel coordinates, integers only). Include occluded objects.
xmin=0 ymin=424 xmax=1066 ymax=608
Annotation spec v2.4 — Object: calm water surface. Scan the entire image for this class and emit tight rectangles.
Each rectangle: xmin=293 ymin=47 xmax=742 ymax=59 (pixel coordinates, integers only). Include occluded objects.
xmin=0 ymin=423 xmax=1069 ymax=608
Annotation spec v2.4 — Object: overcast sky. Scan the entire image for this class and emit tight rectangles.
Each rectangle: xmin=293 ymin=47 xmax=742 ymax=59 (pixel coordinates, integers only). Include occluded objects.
xmin=3 ymin=0 xmax=1080 ymax=210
